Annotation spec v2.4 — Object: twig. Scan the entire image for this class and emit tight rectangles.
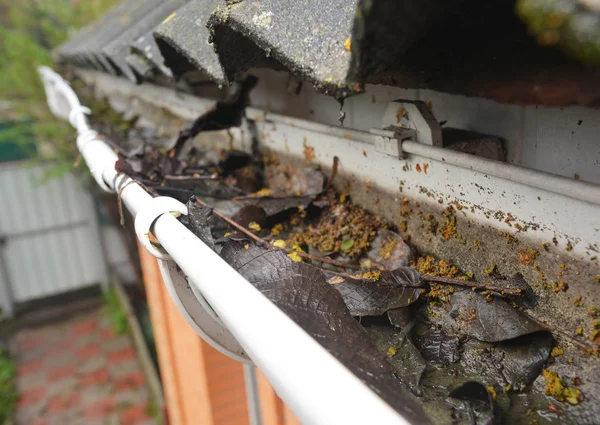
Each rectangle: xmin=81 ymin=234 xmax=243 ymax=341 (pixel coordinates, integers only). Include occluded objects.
xmin=325 ymin=156 xmax=340 ymax=190
xmin=164 ymin=175 xmax=218 ymax=181
xmin=422 ymin=275 xmax=522 ymax=296
xmin=194 ymin=198 xmax=361 ymax=270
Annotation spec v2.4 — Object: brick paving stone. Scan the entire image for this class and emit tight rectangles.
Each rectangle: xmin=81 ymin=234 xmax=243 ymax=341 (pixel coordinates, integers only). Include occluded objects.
xmin=115 ymin=388 xmax=150 ymax=409
xmin=84 ymin=397 xmax=118 ymax=419
xmin=103 ymin=335 xmax=131 ymax=353
xmin=77 ymin=343 xmax=101 ymax=360
xmin=24 ymin=418 xmax=48 ymax=425
xmin=79 ymin=355 xmax=106 ymax=374
xmin=44 ymin=351 xmax=75 ymax=369
xmin=114 ymin=371 xmax=146 ymax=392
xmin=46 ymin=377 xmax=78 ymax=399
xmin=16 ymin=370 xmax=45 ymax=392
xmin=101 ymin=328 xmax=116 ymax=341
xmin=47 ymin=391 xmax=81 ymax=414
xmin=16 ymin=387 xmax=46 ymax=408
xmin=79 ymin=368 xmax=110 ymax=387
xmin=47 ymin=364 xmax=78 ymax=382
xmin=120 ymin=402 xmax=151 ymax=425
xmin=14 ymin=347 xmax=45 ymax=364
xmin=108 ymin=359 xmax=140 ymax=379
xmin=72 ymin=331 xmax=102 ymax=349
xmin=106 ymin=347 xmax=136 ymax=364
xmin=12 ymin=308 xmax=155 ymax=425
xmin=80 ymin=384 xmax=113 ymax=406
xmin=71 ymin=318 xmax=98 ymax=336
xmin=17 ymin=359 xmax=44 ymax=376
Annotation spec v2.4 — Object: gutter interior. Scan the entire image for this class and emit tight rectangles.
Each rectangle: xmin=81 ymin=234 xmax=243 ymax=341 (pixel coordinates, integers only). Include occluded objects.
xmin=72 ymin=67 xmax=600 ymax=425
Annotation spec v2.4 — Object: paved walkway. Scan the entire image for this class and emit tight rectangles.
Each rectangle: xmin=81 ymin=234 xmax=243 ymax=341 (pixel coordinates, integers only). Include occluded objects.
xmin=10 ymin=308 xmax=157 ymax=425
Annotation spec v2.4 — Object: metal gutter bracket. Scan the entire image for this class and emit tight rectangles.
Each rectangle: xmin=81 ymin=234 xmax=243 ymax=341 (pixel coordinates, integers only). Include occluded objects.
xmin=371 ymin=100 xmax=443 ymax=159
xmin=370 ymin=127 xmax=415 ymax=159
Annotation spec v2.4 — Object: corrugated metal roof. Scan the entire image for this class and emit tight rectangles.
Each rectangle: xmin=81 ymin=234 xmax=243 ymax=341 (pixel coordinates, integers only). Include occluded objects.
xmin=56 ymin=0 xmax=600 ymax=106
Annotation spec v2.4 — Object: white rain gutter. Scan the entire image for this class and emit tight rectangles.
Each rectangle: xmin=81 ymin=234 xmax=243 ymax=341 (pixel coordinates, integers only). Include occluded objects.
xmin=38 ymin=66 xmax=411 ymax=425
xmin=245 ymin=108 xmax=600 ymax=206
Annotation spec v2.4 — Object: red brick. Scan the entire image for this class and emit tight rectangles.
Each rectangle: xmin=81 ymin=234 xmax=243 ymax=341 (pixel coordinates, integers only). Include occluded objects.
xmin=18 ymin=359 xmax=44 ymax=376
xmin=72 ymin=319 xmax=97 ymax=336
xmin=120 ymin=402 xmax=151 ymax=425
xmin=107 ymin=347 xmax=136 ymax=364
xmin=79 ymin=368 xmax=109 ymax=386
xmin=102 ymin=328 xmax=115 ymax=341
xmin=47 ymin=338 xmax=73 ymax=355
xmin=17 ymin=387 xmax=45 ymax=408
xmin=26 ymin=418 xmax=48 ymax=425
xmin=77 ymin=344 xmax=101 ymax=360
xmin=113 ymin=371 xmax=146 ymax=392
xmin=84 ymin=397 xmax=117 ymax=419
xmin=48 ymin=364 xmax=77 ymax=382
xmin=47 ymin=392 xmax=80 ymax=414
xmin=19 ymin=335 xmax=44 ymax=351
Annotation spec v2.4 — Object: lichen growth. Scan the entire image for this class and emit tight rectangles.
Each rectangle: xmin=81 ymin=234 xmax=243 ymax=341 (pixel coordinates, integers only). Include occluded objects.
xmin=542 ymin=369 xmax=583 ymax=405
xmin=289 ymin=190 xmax=386 ymax=259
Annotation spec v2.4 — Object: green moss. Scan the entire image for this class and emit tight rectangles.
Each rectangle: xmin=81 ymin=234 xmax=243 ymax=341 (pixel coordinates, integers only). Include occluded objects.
xmin=0 ymin=348 xmax=18 ymax=424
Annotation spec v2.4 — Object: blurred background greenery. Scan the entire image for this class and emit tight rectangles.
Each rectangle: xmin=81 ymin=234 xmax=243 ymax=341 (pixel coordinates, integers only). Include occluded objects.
xmin=0 ymin=0 xmax=120 ymax=174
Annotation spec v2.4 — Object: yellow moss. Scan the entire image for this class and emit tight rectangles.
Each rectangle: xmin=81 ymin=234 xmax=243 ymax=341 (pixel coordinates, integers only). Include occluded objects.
xmin=248 ymin=222 xmax=261 ymax=232
xmin=518 ymin=249 xmax=539 ymax=265
xmin=484 ymin=264 xmax=497 ymax=276
xmin=439 ymin=206 xmax=460 ymax=241
xmin=287 ymin=252 xmax=303 ymax=262
xmin=250 ymin=188 xmax=272 ymax=197
xmin=361 ymin=270 xmax=381 ymax=280
xmin=378 ymin=237 xmax=397 ymax=260
xmin=303 ymin=138 xmax=315 ymax=162
xmin=224 ymin=232 xmax=232 ymax=237
xmin=272 ymin=239 xmax=287 ymax=249
xmin=344 ymin=37 xmax=352 ymax=51
xmin=271 ymin=223 xmax=283 ymax=236
xmin=387 ymin=347 xmax=397 ymax=356
xmin=399 ymin=220 xmax=408 ymax=233
xmin=543 ymin=369 xmax=583 ymax=405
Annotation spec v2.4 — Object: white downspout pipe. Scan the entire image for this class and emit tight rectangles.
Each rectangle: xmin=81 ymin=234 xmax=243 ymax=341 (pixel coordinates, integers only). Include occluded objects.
xmin=38 ymin=66 xmax=411 ymax=425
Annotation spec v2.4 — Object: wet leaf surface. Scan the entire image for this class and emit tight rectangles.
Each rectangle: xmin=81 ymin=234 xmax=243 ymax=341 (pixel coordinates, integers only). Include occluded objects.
xmin=326 ymin=267 xmax=423 ymax=316
xmin=388 ymin=307 xmax=412 ymax=328
xmin=367 ymin=229 xmax=414 ymax=269
xmin=218 ymin=240 xmax=430 ymax=424
xmin=415 ymin=330 xmax=461 ymax=365
xmin=459 ymin=331 xmax=553 ymax=389
xmin=186 ymin=202 xmax=217 ymax=250
xmin=447 ymin=381 xmax=495 ymax=425
xmin=212 ymin=195 xmax=316 ymax=218
xmin=434 ymin=290 xmax=543 ymax=342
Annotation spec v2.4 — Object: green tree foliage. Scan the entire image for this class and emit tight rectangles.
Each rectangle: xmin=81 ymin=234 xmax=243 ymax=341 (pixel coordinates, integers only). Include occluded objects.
xmin=0 ymin=0 xmax=120 ymax=169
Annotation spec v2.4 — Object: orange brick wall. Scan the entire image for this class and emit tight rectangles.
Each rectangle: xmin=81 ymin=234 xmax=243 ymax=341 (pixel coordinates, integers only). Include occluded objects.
xmin=138 ymin=243 xmax=300 ymax=425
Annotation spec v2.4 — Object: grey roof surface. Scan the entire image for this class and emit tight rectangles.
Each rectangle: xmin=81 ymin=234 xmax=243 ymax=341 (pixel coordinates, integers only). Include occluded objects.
xmin=56 ymin=0 xmax=600 ymax=106
xmin=153 ymin=0 xmax=225 ymax=83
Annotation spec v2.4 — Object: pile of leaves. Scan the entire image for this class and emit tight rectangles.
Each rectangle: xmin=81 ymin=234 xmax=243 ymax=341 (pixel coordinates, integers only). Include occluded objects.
xmin=110 ymin=85 xmax=589 ymax=424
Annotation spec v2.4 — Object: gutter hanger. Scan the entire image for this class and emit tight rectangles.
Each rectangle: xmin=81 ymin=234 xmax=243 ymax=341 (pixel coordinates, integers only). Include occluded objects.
xmin=37 ymin=66 xmax=411 ymax=425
